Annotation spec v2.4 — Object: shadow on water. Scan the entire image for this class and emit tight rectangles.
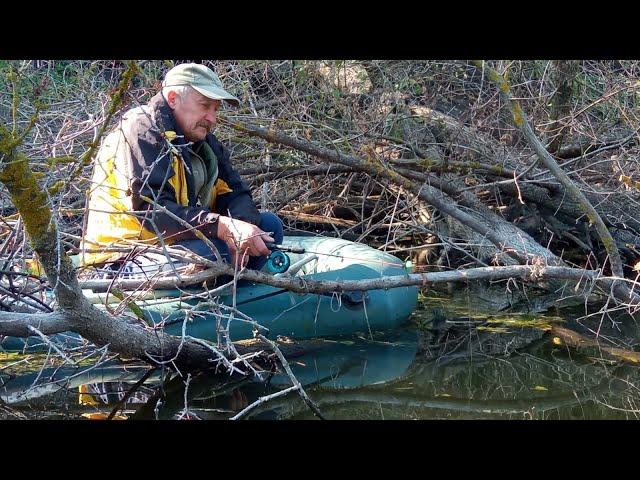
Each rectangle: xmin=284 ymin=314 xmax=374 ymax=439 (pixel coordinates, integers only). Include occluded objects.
xmin=3 ymin=296 xmax=640 ymax=420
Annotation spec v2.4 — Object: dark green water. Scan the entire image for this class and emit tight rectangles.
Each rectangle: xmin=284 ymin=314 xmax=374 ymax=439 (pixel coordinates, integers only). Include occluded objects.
xmin=2 ymin=301 xmax=640 ymax=420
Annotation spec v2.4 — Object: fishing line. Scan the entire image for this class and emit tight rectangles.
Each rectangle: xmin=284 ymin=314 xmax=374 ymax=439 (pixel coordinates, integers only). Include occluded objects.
xmin=264 ymin=242 xmax=410 ymax=269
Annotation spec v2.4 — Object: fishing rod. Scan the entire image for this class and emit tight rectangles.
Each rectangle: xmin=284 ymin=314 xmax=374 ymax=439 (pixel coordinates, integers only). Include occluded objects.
xmin=264 ymin=242 xmax=412 ymax=274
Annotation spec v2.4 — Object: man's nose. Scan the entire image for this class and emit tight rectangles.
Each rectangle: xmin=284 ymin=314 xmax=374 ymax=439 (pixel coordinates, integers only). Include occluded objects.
xmin=205 ymin=109 xmax=217 ymax=125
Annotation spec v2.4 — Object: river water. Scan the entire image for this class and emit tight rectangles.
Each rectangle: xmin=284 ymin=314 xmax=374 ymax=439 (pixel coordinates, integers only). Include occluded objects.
xmin=2 ymin=296 xmax=640 ymax=420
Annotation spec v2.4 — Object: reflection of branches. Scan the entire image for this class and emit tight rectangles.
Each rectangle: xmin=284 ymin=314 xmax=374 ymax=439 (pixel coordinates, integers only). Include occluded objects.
xmin=248 ymin=386 xmax=595 ymax=420
xmin=232 ymin=334 xmax=324 ymax=420
xmin=2 ymin=345 xmax=114 ymax=405
xmin=252 ymin=347 xmax=639 ymax=419
xmin=107 ymin=367 xmax=156 ymax=420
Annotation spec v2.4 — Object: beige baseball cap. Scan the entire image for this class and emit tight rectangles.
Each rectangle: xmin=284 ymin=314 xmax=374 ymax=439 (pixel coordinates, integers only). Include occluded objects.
xmin=162 ymin=63 xmax=240 ymax=107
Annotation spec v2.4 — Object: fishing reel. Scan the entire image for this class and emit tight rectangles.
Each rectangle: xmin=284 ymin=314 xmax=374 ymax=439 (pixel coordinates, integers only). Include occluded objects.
xmin=266 ymin=250 xmax=291 ymax=274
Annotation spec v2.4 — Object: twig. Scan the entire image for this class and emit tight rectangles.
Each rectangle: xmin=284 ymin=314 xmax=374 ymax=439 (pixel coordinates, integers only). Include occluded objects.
xmin=256 ymin=334 xmax=324 ymax=420
xmin=27 ymin=325 xmax=77 ymax=365
xmin=229 ymin=386 xmax=298 ymax=420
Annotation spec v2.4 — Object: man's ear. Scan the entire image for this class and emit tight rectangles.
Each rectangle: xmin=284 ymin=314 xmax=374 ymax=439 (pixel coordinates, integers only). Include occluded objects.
xmin=166 ymin=90 xmax=177 ymax=109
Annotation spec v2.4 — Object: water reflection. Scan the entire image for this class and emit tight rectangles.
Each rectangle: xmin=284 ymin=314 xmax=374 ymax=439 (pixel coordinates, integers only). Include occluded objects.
xmin=2 ymin=306 xmax=640 ymax=420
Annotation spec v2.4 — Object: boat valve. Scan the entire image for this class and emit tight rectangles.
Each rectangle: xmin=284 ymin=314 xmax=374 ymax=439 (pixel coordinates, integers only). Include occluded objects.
xmin=341 ymin=290 xmax=369 ymax=307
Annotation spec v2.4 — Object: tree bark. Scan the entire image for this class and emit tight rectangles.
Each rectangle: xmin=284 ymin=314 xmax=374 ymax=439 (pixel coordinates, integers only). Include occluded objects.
xmin=546 ymin=60 xmax=580 ymax=154
xmin=476 ymin=61 xmax=624 ymax=278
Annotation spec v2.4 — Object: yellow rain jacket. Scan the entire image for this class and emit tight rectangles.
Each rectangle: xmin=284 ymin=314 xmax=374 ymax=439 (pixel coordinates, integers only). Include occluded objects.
xmin=81 ymin=93 xmax=260 ymax=266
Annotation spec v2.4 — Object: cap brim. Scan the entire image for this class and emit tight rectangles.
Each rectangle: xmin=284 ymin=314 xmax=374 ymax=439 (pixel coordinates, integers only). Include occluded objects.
xmin=192 ymin=85 xmax=240 ymax=107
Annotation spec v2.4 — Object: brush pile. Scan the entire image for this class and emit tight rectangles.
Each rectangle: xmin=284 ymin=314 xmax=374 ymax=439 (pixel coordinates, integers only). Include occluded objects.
xmin=3 ymin=60 xmax=640 ymax=314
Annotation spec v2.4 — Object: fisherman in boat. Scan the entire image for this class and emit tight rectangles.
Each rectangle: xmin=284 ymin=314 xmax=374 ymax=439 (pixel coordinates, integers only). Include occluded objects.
xmin=80 ymin=63 xmax=283 ymax=272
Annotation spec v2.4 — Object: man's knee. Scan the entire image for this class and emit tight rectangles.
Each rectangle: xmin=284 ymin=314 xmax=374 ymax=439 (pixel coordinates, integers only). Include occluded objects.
xmin=259 ymin=212 xmax=284 ymax=242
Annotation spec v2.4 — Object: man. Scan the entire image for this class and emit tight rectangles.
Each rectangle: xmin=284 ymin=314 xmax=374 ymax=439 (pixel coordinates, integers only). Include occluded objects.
xmin=81 ymin=63 xmax=283 ymax=271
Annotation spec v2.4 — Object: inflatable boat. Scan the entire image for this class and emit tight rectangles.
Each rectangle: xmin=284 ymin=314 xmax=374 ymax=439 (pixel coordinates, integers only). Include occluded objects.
xmin=0 ymin=236 xmax=418 ymax=351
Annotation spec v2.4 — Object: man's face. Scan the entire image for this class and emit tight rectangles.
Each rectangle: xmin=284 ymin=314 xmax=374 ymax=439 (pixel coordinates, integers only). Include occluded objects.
xmin=169 ymin=87 xmax=221 ymax=142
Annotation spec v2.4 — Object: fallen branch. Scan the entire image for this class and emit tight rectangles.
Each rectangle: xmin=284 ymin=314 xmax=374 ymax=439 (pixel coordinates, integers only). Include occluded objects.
xmin=223 ymin=119 xmax=538 ymax=265
xmin=474 ymin=60 xmax=624 ymax=278
xmin=278 ymin=210 xmax=358 ymax=228
xmin=229 ymin=386 xmax=298 ymax=420
xmin=76 ymin=263 xmax=635 ymax=306
xmin=0 ymin=310 xmax=70 ymax=337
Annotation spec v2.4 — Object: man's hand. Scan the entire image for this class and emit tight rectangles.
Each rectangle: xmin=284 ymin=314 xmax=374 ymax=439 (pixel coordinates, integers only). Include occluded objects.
xmin=216 ymin=216 xmax=274 ymax=268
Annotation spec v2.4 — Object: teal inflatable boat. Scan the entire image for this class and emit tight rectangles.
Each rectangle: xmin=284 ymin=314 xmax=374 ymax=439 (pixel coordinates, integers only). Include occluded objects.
xmin=1 ymin=236 xmax=418 ymax=351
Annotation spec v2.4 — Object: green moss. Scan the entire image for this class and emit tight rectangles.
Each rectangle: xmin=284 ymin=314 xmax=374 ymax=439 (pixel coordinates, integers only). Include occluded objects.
xmin=0 ymin=125 xmax=21 ymax=152
xmin=476 ymin=326 xmax=509 ymax=333
xmin=0 ymin=152 xmax=52 ymax=246
xmin=601 ymin=234 xmax=616 ymax=252
xmin=468 ymin=161 xmax=481 ymax=170
xmin=512 ymin=103 xmax=525 ymax=127
xmin=364 ymin=155 xmax=388 ymax=176
xmin=45 ymin=156 xmax=76 ymax=166
xmin=48 ymin=180 xmax=65 ymax=196
xmin=485 ymin=316 xmax=559 ymax=331
xmin=78 ymin=61 xmax=139 ymax=169
xmin=0 ymin=126 xmax=53 ymax=248
xmin=418 ymin=158 xmax=437 ymax=169
xmin=489 ymin=164 xmax=505 ymax=175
